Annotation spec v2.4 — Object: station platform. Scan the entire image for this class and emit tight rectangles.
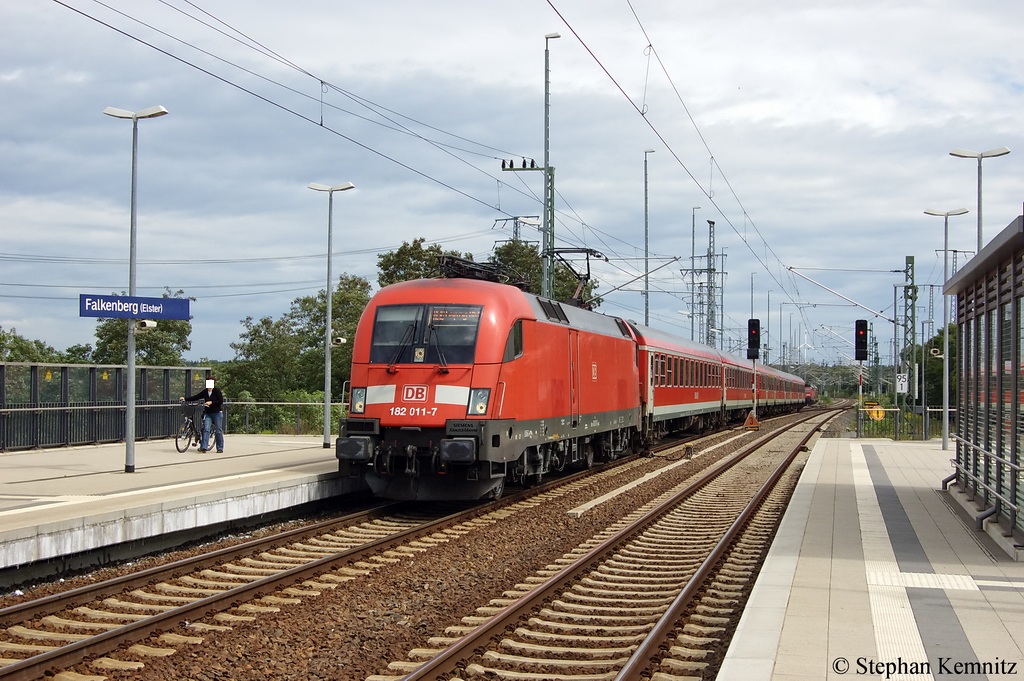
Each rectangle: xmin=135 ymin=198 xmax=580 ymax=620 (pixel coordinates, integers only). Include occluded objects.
xmin=0 ymin=435 xmax=363 ymax=582
xmin=719 ymin=438 xmax=1024 ymax=680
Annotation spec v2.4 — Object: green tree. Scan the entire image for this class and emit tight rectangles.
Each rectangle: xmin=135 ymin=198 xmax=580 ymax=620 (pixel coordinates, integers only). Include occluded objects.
xmin=490 ymin=239 xmax=539 ymax=289
xmin=282 ymin=273 xmax=371 ymax=394
xmin=225 ymin=273 xmax=371 ymax=400
xmin=226 ymin=315 xmax=304 ymax=399
xmin=92 ymin=290 xmax=193 ymax=365
xmin=62 ymin=343 xmax=95 ymax=363
xmin=377 ymin=238 xmax=471 ymax=288
xmin=922 ymin=323 xmax=958 ymax=408
xmin=0 ymin=325 xmax=64 ymax=362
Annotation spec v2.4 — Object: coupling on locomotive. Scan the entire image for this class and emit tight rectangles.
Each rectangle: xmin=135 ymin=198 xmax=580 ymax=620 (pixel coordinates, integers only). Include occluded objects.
xmin=336 ymin=273 xmax=806 ymax=501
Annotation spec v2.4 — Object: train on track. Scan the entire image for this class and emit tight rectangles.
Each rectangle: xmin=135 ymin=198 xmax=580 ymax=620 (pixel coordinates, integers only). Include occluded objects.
xmin=336 ymin=265 xmax=808 ymax=501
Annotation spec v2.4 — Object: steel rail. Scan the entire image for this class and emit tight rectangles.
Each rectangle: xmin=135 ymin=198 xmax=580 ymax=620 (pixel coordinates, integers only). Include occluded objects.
xmin=614 ymin=414 xmax=831 ymax=680
xmin=0 ymin=500 xmax=495 ymax=681
xmin=0 ymin=503 xmax=395 ymax=628
xmin=401 ymin=409 xmax=834 ymax=680
xmin=0 ymin=452 xmax=641 ymax=680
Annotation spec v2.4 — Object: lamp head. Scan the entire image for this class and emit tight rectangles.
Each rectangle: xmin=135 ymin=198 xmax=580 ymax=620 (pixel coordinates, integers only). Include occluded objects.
xmin=103 ymin=105 xmax=168 ymax=120
xmin=950 ymin=146 xmax=1011 ymax=159
xmin=309 ymin=182 xmax=355 ymax=193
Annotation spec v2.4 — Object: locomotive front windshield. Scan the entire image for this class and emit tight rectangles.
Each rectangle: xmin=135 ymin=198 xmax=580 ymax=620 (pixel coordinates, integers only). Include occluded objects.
xmin=369 ymin=304 xmax=483 ymax=365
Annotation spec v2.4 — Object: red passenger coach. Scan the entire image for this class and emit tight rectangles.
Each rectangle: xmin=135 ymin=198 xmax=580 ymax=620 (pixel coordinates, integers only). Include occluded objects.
xmin=630 ymin=325 xmax=731 ymax=437
xmin=630 ymin=325 xmax=806 ymax=437
xmin=337 ymin=278 xmax=642 ymax=500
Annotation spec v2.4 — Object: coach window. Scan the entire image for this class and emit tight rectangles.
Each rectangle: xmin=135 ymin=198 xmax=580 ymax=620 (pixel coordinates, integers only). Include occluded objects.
xmin=502 ymin=320 xmax=524 ymax=362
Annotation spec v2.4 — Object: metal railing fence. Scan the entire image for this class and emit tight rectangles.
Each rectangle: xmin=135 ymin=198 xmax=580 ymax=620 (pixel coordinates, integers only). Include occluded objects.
xmin=0 ymin=400 xmax=348 ymax=452
xmin=856 ymin=406 xmax=954 ymax=440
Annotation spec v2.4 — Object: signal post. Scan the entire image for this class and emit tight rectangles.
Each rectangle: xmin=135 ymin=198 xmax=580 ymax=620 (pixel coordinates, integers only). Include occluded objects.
xmin=855 ymin=319 xmax=868 ymax=436
xmin=745 ymin=319 xmax=760 ymax=430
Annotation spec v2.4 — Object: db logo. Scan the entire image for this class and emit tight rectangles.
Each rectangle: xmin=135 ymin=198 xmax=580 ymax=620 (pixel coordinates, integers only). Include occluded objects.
xmin=402 ymin=385 xmax=428 ymax=402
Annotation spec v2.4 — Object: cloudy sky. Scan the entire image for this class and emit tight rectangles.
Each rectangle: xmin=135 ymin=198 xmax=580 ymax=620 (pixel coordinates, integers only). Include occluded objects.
xmin=2 ymin=1 xmax=1022 ymax=368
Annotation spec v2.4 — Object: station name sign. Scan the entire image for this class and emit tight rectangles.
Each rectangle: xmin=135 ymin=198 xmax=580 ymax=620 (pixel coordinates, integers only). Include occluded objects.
xmin=79 ymin=294 xmax=190 ymax=321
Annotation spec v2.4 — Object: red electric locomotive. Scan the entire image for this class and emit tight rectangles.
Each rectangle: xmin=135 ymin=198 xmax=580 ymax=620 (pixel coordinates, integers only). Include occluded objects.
xmin=336 ymin=277 xmax=643 ymax=500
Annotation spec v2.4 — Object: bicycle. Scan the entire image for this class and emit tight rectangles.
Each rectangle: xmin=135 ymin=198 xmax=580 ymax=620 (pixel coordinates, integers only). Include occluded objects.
xmin=175 ymin=400 xmax=204 ymax=452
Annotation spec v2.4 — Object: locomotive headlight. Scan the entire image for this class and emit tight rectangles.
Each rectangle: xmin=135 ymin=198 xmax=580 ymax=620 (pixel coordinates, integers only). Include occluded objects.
xmin=350 ymin=387 xmax=366 ymax=414
xmin=468 ymin=388 xmax=491 ymax=415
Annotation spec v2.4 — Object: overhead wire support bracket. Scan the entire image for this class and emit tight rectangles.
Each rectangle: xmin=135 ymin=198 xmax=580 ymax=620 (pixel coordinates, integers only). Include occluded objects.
xmin=585 ymin=256 xmax=680 ymax=306
xmin=787 ymin=266 xmax=896 ymax=324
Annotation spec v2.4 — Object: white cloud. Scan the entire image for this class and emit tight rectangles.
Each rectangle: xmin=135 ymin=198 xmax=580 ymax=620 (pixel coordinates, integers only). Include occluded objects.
xmin=0 ymin=0 xmax=1022 ymax=365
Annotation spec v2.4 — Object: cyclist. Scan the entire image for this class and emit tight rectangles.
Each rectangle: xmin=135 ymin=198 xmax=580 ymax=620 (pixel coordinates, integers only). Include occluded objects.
xmin=181 ymin=376 xmax=225 ymax=453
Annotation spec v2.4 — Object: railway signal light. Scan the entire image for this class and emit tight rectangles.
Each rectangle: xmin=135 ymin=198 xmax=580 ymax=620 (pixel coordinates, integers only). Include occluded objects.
xmin=747 ymin=318 xmax=760 ymax=359
xmin=855 ymin=319 xmax=868 ymax=361
xmin=747 ymin=319 xmax=760 ymax=349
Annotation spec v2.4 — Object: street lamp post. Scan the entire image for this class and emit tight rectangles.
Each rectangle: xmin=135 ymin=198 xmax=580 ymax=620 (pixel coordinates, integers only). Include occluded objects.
xmin=103 ymin=105 xmax=168 ymax=473
xmin=309 ymin=182 xmax=356 ymax=449
xmin=690 ymin=206 xmax=700 ymax=340
xmin=643 ymin=149 xmax=655 ymax=325
xmin=924 ymin=207 xmax=968 ymax=451
xmin=949 ymin=146 xmax=1010 ymax=252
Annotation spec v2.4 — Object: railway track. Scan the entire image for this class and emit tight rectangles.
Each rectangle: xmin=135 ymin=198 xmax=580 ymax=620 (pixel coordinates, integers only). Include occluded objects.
xmin=0 ymin=449 xmax=656 ymax=680
xmin=0 ymin=502 xmax=485 ymax=680
xmin=377 ymin=408 xmax=842 ymax=681
xmin=0 ymin=409 xmax=836 ymax=679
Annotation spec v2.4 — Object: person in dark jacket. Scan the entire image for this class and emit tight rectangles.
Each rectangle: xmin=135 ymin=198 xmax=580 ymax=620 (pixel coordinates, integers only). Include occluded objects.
xmin=181 ymin=376 xmax=224 ymax=453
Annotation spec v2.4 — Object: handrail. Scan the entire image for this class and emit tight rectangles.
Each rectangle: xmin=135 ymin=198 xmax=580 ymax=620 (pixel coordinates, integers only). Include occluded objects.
xmin=953 ymin=433 xmax=1021 ymax=471
xmin=0 ymin=399 xmax=350 ymax=414
xmin=949 ymin=434 xmax=1020 ymax=524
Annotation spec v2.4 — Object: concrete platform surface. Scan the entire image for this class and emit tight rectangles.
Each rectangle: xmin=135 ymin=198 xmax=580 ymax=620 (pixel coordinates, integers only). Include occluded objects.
xmin=719 ymin=438 xmax=1024 ymax=680
xmin=0 ymin=435 xmax=360 ymax=573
